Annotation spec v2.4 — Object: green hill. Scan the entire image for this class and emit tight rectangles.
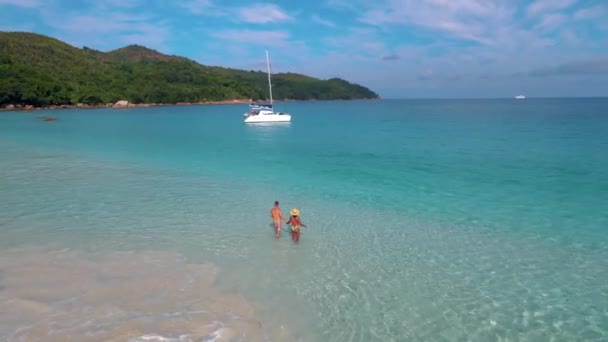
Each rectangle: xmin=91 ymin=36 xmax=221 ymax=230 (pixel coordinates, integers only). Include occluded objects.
xmin=0 ymin=32 xmax=379 ymax=107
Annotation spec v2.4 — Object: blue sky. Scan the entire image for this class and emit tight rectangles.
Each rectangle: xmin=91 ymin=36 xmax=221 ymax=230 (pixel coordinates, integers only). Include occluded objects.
xmin=1 ymin=0 xmax=607 ymax=98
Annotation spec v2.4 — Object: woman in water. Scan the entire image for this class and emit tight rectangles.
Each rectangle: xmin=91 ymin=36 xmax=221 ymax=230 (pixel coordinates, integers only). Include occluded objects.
xmin=286 ymin=208 xmax=307 ymax=243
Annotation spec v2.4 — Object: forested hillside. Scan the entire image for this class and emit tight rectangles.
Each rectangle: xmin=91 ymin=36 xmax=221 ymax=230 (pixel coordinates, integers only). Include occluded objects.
xmin=0 ymin=32 xmax=379 ymax=107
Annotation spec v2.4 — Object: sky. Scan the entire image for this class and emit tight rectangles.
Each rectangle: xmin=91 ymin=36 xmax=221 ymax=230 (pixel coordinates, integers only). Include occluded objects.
xmin=1 ymin=0 xmax=607 ymax=98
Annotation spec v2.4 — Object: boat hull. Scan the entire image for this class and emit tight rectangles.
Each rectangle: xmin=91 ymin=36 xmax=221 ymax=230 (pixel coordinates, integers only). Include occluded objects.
xmin=244 ymin=114 xmax=291 ymax=123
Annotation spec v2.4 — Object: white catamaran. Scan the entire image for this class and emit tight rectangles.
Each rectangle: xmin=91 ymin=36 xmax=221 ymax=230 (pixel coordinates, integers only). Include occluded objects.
xmin=243 ymin=51 xmax=291 ymax=123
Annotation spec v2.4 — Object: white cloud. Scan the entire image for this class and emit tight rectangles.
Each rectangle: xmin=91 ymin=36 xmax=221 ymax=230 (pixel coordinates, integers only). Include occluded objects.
xmin=426 ymin=0 xmax=497 ymax=17
xmin=325 ymin=0 xmax=358 ymax=12
xmin=573 ymin=6 xmax=606 ymax=21
xmin=529 ymin=56 xmax=608 ymax=76
xmin=201 ymin=29 xmax=312 ymax=71
xmin=533 ymin=13 xmax=568 ymax=33
xmin=417 ymin=67 xmax=434 ymax=80
xmin=47 ymin=13 xmax=156 ymax=34
xmin=353 ymin=0 xmax=580 ymax=51
xmin=0 ymin=0 xmax=39 ymax=7
xmin=180 ymin=0 xmax=213 ymax=15
xmin=323 ymin=27 xmax=388 ymax=58
xmin=526 ymin=0 xmax=577 ymax=17
xmin=94 ymin=0 xmax=142 ymax=9
xmin=359 ymin=0 xmax=513 ymax=45
xmin=42 ymin=9 xmax=170 ymax=51
xmin=210 ymin=29 xmax=291 ymax=46
xmin=238 ymin=3 xmax=292 ymax=24
xmin=561 ymin=29 xmax=580 ymax=45
xmin=311 ymin=14 xmax=335 ymax=27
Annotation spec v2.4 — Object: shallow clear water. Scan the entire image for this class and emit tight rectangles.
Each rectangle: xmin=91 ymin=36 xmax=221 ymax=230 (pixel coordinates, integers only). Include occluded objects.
xmin=1 ymin=99 xmax=607 ymax=341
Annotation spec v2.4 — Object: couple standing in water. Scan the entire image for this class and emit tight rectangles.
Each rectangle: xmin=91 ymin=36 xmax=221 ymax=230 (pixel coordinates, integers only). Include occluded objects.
xmin=270 ymin=201 xmax=307 ymax=242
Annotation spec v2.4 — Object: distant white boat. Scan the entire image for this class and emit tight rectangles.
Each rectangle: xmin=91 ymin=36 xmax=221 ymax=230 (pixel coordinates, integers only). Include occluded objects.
xmin=515 ymin=95 xmax=526 ymax=99
xmin=243 ymin=51 xmax=291 ymax=123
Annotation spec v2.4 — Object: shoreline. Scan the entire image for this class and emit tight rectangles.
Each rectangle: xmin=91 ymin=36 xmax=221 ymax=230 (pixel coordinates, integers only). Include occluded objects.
xmin=0 ymin=99 xmax=254 ymax=113
xmin=0 ymin=97 xmax=381 ymax=113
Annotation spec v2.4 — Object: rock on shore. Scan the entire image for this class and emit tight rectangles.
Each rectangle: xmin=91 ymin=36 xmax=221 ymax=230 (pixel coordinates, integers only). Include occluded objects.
xmin=113 ymin=100 xmax=129 ymax=108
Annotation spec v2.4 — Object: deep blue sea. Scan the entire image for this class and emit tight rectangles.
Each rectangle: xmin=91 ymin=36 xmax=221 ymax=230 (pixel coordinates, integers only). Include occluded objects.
xmin=1 ymin=99 xmax=607 ymax=341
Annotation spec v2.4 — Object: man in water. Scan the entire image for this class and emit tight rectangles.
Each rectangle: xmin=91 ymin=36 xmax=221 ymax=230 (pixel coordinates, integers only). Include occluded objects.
xmin=270 ymin=201 xmax=283 ymax=238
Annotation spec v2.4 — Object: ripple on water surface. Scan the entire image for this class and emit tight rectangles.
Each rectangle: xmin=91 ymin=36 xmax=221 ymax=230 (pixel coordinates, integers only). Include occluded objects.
xmin=1 ymin=139 xmax=607 ymax=341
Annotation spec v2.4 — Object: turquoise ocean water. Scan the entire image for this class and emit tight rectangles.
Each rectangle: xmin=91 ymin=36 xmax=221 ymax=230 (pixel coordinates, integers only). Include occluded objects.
xmin=1 ymin=99 xmax=607 ymax=341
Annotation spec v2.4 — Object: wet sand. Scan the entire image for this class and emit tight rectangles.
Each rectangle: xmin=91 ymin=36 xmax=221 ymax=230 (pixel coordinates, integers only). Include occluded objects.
xmin=0 ymin=248 xmax=293 ymax=341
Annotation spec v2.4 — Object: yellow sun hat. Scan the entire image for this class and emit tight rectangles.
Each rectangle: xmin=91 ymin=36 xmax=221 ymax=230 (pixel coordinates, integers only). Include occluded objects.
xmin=290 ymin=208 xmax=300 ymax=216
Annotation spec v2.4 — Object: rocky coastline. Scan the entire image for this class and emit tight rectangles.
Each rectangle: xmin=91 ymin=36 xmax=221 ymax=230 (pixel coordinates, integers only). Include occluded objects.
xmin=0 ymin=99 xmax=259 ymax=112
xmin=0 ymin=97 xmax=379 ymax=113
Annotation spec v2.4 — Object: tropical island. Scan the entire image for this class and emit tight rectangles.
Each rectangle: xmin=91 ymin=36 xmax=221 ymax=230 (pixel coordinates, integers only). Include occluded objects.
xmin=0 ymin=32 xmax=379 ymax=110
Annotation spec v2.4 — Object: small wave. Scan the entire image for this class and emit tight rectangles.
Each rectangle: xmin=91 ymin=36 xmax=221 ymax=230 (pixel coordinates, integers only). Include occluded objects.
xmin=202 ymin=327 xmax=235 ymax=342
xmin=129 ymin=334 xmax=191 ymax=342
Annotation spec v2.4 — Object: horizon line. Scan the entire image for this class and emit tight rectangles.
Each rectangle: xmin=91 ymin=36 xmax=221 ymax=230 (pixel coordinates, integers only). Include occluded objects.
xmin=378 ymin=96 xmax=608 ymax=100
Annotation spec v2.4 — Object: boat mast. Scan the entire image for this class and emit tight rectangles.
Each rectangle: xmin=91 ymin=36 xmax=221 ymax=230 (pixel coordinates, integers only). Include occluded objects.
xmin=266 ymin=50 xmax=273 ymax=106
